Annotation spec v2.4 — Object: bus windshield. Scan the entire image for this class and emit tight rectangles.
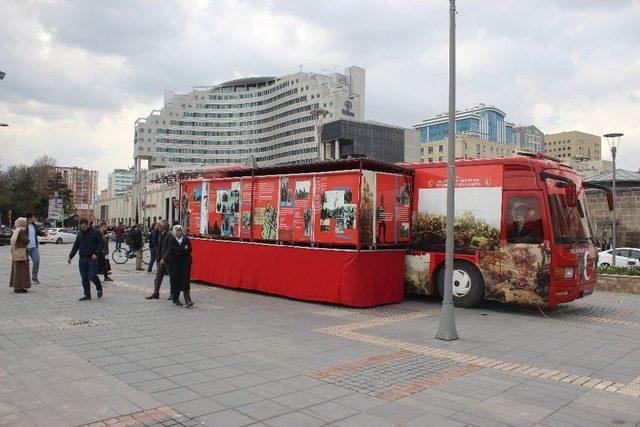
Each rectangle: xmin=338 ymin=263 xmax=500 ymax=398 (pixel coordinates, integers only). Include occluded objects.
xmin=547 ymin=192 xmax=592 ymax=245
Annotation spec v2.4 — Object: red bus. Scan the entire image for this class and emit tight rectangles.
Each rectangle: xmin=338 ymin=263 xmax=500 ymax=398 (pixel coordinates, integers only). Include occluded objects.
xmin=404 ymin=154 xmax=612 ymax=308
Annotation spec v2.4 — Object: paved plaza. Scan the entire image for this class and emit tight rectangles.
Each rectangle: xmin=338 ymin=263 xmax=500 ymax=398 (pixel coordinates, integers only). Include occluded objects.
xmin=2 ymin=244 xmax=640 ymax=427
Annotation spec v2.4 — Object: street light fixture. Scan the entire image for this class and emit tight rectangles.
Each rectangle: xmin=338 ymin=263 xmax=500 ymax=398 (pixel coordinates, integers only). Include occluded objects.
xmin=604 ymin=132 xmax=623 ymax=266
xmin=435 ymin=0 xmax=459 ymax=341
xmin=310 ymin=108 xmax=329 ymax=161
xmin=0 ymin=123 xmax=8 ymax=127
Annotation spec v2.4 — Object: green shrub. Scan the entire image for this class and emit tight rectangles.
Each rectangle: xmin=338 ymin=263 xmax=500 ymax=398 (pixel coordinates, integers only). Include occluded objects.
xmin=597 ymin=265 xmax=640 ymax=276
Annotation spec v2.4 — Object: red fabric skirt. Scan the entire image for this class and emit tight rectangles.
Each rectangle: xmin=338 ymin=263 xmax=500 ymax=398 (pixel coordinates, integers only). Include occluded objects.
xmin=190 ymin=238 xmax=405 ymax=307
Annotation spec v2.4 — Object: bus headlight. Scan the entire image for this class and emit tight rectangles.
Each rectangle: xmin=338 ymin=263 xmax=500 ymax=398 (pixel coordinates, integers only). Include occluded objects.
xmin=553 ymin=267 xmax=575 ymax=280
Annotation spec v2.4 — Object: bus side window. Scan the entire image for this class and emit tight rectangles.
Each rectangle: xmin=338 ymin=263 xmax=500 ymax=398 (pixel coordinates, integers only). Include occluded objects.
xmin=506 ymin=196 xmax=544 ymax=244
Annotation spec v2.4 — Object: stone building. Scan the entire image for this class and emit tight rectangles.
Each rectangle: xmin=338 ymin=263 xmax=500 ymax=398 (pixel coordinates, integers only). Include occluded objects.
xmin=585 ymin=169 xmax=640 ymax=248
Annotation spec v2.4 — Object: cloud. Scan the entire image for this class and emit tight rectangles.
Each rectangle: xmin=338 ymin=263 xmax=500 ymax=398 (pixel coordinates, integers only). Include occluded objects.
xmin=1 ymin=0 xmax=639 ymax=189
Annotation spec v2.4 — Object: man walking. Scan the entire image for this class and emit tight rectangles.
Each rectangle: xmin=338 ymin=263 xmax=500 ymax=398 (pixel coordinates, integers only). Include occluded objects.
xmin=129 ymin=224 xmax=144 ymax=271
xmin=68 ymin=218 xmax=104 ymax=301
xmin=146 ymin=220 xmax=171 ymax=299
xmin=147 ymin=222 xmax=159 ymax=273
xmin=114 ymin=223 xmax=125 ymax=250
xmin=25 ymin=213 xmax=43 ymax=284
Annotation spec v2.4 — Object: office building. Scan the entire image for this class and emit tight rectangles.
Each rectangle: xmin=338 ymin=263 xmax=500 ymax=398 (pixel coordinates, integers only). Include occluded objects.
xmin=513 ymin=125 xmax=544 ymax=153
xmin=51 ymin=166 xmax=99 ymax=220
xmin=414 ymin=104 xmax=514 ymax=145
xmin=319 ymin=119 xmax=420 ymax=163
xmin=543 ymin=131 xmax=602 ymax=161
xmin=108 ymin=168 xmax=135 ymax=197
xmin=134 ymin=66 xmax=365 ymax=171
xmin=419 ymin=134 xmax=514 ymax=163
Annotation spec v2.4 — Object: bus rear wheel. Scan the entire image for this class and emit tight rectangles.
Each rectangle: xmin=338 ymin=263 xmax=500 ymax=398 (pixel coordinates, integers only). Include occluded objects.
xmin=436 ymin=260 xmax=484 ymax=308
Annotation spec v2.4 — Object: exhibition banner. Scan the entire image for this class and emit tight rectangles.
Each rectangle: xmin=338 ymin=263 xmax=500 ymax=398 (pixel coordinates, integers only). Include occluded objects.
xmin=252 ymin=176 xmax=280 ymax=240
xmin=278 ymin=174 xmax=314 ymax=242
xmin=314 ymin=172 xmax=360 ymax=245
xmin=375 ymin=173 xmax=411 ymax=244
xmin=208 ymin=178 xmax=242 ymax=237
xmin=180 ymin=180 xmax=203 ymax=233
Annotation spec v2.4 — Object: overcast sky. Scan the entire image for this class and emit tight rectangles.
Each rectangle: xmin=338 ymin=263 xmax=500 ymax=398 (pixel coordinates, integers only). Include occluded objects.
xmin=1 ymin=0 xmax=639 ymax=188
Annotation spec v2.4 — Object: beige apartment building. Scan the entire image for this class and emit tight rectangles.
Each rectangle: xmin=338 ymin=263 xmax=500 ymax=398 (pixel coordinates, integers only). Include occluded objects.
xmin=420 ymin=134 xmax=514 ymax=163
xmin=544 ymin=131 xmax=601 ymax=161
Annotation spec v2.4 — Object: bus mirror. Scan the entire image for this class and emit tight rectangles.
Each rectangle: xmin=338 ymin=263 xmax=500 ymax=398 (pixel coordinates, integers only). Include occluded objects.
xmin=606 ymin=192 xmax=614 ymax=211
xmin=565 ymin=182 xmax=577 ymax=207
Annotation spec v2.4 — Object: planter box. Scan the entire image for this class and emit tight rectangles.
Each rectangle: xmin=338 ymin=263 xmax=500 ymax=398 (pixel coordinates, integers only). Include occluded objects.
xmin=597 ymin=274 xmax=640 ymax=294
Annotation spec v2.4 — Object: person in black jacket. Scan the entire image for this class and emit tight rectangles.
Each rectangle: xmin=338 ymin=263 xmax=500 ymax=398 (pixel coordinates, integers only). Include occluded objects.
xmin=147 ymin=222 xmax=159 ymax=273
xmin=163 ymin=225 xmax=193 ymax=307
xmin=128 ymin=224 xmax=144 ymax=271
xmin=146 ymin=221 xmax=172 ymax=300
xmin=68 ymin=218 xmax=104 ymax=301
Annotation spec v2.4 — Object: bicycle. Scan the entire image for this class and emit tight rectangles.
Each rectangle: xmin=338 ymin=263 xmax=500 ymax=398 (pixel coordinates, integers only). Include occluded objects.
xmin=112 ymin=245 xmax=151 ymax=265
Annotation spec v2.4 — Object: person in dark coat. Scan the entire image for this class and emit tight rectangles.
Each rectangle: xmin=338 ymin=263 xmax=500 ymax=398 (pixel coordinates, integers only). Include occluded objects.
xmin=10 ymin=217 xmax=31 ymax=293
xmin=68 ymin=218 xmax=104 ymax=301
xmin=114 ymin=223 xmax=125 ymax=250
xmin=97 ymin=221 xmax=113 ymax=282
xmin=146 ymin=220 xmax=172 ymax=300
xmin=163 ymin=225 xmax=193 ymax=307
xmin=147 ymin=222 xmax=159 ymax=273
xmin=128 ymin=224 xmax=144 ymax=270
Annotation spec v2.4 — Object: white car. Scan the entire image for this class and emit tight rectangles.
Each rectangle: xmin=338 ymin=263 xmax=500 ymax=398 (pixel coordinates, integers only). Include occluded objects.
xmin=598 ymin=248 xmax=640 ymax=267
xmin=38 ymin=228 xmax=77 ymax=244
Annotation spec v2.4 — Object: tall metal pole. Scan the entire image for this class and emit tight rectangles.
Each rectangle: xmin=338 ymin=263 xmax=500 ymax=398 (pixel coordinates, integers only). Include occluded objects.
xmin=436 ymin=0 xmax=459 ymax=341
xmin=611 ymin=147 xmax=617 ymax=266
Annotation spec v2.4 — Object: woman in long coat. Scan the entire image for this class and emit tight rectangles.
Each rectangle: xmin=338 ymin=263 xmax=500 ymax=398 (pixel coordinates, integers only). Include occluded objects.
xmin=10 ymin=217 xmax=31 ymax=293
xmin=163 ymin=225 xmax=193 ymax=307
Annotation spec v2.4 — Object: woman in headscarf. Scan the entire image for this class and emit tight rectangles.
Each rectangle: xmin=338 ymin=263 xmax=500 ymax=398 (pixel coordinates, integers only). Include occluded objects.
xmin=10 ymin=217 xmax=31 ymax=293
xmin=163 ymin=225 xmax=193 ymax=307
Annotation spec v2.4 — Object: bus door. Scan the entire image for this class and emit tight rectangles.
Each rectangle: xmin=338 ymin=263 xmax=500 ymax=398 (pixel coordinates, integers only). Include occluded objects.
xmin=492 ymin=192 xmax=550 ymax=304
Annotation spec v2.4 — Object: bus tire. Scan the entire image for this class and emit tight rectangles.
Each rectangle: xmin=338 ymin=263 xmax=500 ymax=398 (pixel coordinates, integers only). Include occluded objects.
xmin=436 ymin=260 xmax=484 ymax=308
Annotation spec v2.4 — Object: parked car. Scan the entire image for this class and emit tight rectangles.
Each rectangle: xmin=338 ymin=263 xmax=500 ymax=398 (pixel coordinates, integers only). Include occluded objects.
xmin=0 ymin=225 xmax=11 ymax=246
xmin=38 ymin=228 xmax=77 ymax=244
xmin=598 ymin=248 xmax=640 ymax=267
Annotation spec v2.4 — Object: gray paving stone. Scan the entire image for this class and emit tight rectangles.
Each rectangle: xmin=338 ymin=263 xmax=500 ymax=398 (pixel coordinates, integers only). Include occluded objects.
xmin=198 ymin=408 xmax=255 ymax=427
xmin=236 ymin=399 xmax=292 ymax=420
xmin=173 ymin=397 xmax=227 ymax=417
xmin=212 ymin=389 xmax=264 ymax=408
xmin=151 ymin=387 xmax=203 ymax=405
xmin=116 ymin=369 xmax=162 ymax=383
xmin=4 ymin=244 xmax=640 ymax=427
xmin=134 ymin=378 xmax=182 ymax=393
xmin=189 ymin=379 xmax=238 ymax=397
xmin=263 ymin=411 xmax=325 ymax=427
xmin=366 ymin=401 xmax=429 ymax=424
xmin=301 ymin=400 xmax=360 ymax=422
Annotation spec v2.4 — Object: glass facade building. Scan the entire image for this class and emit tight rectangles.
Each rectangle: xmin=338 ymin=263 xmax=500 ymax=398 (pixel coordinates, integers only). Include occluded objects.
xmin=414 ymin=104 xmax=514 ymax=145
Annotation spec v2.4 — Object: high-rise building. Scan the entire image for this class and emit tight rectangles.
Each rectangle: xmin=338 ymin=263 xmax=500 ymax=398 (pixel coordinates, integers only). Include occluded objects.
xmin=543 ymin=131 xmax=602 ymax=161
xmin=50 ymin=166 xmax=99 ymax=220
xmin=413 ymin=104 xmax=514 ymax=145
xmin=134 ymin=66 xmax=366 ymax=171
xmin=513 ymin=125 xmax=544 ymax=153
xmin=108 ymin=168 xmax=135 ymax=197
xmin=419 ymin=134 xmax=514 ymax=163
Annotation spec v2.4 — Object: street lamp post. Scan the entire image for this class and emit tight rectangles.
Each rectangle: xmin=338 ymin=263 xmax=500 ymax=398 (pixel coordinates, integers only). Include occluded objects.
xmin=310 ymin=108 xmax=329 ymax=161
xmin=436 ymin=0 xmax=459 ymax=341
xmin=604 ymin=132 xmax=623 ymax=266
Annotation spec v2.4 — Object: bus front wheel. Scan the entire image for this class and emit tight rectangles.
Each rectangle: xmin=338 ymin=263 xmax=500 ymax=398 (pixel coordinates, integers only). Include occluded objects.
xmin=436 ymin=260 xmax=484 ymax=308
